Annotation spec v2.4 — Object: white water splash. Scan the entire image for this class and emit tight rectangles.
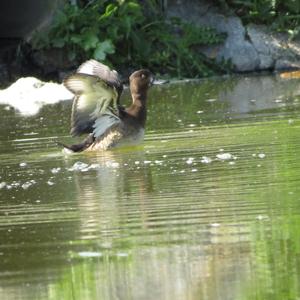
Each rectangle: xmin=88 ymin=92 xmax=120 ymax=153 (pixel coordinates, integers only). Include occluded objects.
xmin=0 ymin=77 xmax=73 ymax=115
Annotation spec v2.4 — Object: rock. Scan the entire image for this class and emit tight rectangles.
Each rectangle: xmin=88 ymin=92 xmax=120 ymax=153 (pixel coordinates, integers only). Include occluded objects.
xmin=246 ymin=24 xmax=300 ymax=71
xmin=0 ymin=64 xmax=10 ymax=86
xmin=167 ymin=0 xmax=260 ymax=72
xmin=31 ymin=48 xmax=77 ymax=75
xmin=221 ymin=37 xmax=259 ymax=72
xmin=0 ymin=1 xmax=65 ymax=39
xmin=199 ymin=13 xmax=260 ymax=71
xmin=246 ymin=24 xmax=275 ymax=69
xmin=275 ymin=59 xmax=300 ymax=70
xmin=167 ymin=0 xmax=300 ymax=72
xmin=257 ymin=54 xmax=274 ymax=70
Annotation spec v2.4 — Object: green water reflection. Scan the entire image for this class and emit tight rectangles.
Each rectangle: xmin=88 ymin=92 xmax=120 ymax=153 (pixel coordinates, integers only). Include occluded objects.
xmin=0 ymin=74 xmax=300 ymax=299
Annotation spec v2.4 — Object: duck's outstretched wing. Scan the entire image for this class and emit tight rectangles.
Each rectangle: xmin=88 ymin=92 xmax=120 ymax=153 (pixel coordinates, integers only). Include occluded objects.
xmin=77 ymin=59 xmax=123 ymax=95
xmin=64 ymin=72 xmax=121 ymax=137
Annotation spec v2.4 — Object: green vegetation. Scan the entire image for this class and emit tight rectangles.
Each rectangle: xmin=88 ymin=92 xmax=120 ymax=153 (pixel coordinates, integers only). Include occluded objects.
xmin=32 ymin=0 xmax=227 ymax=78
xmin=219 ymin=0 xmax=300 ymax=39
xmin=32 ymin=0 xmax=300 ymax=77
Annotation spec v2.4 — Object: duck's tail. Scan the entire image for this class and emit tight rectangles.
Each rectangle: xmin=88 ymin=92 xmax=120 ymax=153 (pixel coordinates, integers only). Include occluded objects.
xmin=56 ymin=134 xmax=95 ymax=152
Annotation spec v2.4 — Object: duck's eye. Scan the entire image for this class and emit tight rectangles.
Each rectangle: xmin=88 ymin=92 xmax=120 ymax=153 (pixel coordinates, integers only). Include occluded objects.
xmin=141 ymin=73 xmax=146 ymax=79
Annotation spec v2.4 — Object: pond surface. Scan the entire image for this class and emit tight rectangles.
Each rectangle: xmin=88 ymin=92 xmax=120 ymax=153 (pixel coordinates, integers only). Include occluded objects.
xmin=1 ymin=74 xmax=300 ymax=300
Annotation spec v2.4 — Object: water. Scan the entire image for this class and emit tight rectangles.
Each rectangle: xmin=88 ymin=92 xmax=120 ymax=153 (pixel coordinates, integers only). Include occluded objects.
xmin=1 ymin=74 xmax=300 ymax=300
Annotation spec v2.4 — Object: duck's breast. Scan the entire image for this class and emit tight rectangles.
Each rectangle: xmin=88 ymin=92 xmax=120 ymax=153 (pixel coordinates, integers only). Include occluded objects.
xmin=87 ymin=126 xmax=144 ymax=151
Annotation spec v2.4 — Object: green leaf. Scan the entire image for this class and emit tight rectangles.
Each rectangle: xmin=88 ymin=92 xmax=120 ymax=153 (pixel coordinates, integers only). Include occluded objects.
xmin=285 ymin=0 xmax=300 ymax=14
xmin=93 ymin=40 xmax=115 ymax=61
xmin=53 ymin=10 xmax=68 ymax=27
xmin=52 ymin=37 xmax=65 ymax=48
xmin=70 ymin=35 xmax=82 ymax=44
xmin=131 ymin=31 xmax=150 ymax=58
xmin=105 ymin=3 xmax=118 ymax=16
xmin=127 ymin=2 xmax=141 ymax=12
xmin=82 ymin=32 xmax=99 ymax=51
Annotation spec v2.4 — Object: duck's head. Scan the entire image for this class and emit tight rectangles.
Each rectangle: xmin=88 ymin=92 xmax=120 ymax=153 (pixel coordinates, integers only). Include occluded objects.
xmin=129 ymin=69 xmax=154 ymax=94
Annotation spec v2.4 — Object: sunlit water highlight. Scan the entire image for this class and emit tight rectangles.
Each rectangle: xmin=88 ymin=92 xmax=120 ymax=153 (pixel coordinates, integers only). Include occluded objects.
xmin=1 ymin=74 xmax=300 ymax=300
